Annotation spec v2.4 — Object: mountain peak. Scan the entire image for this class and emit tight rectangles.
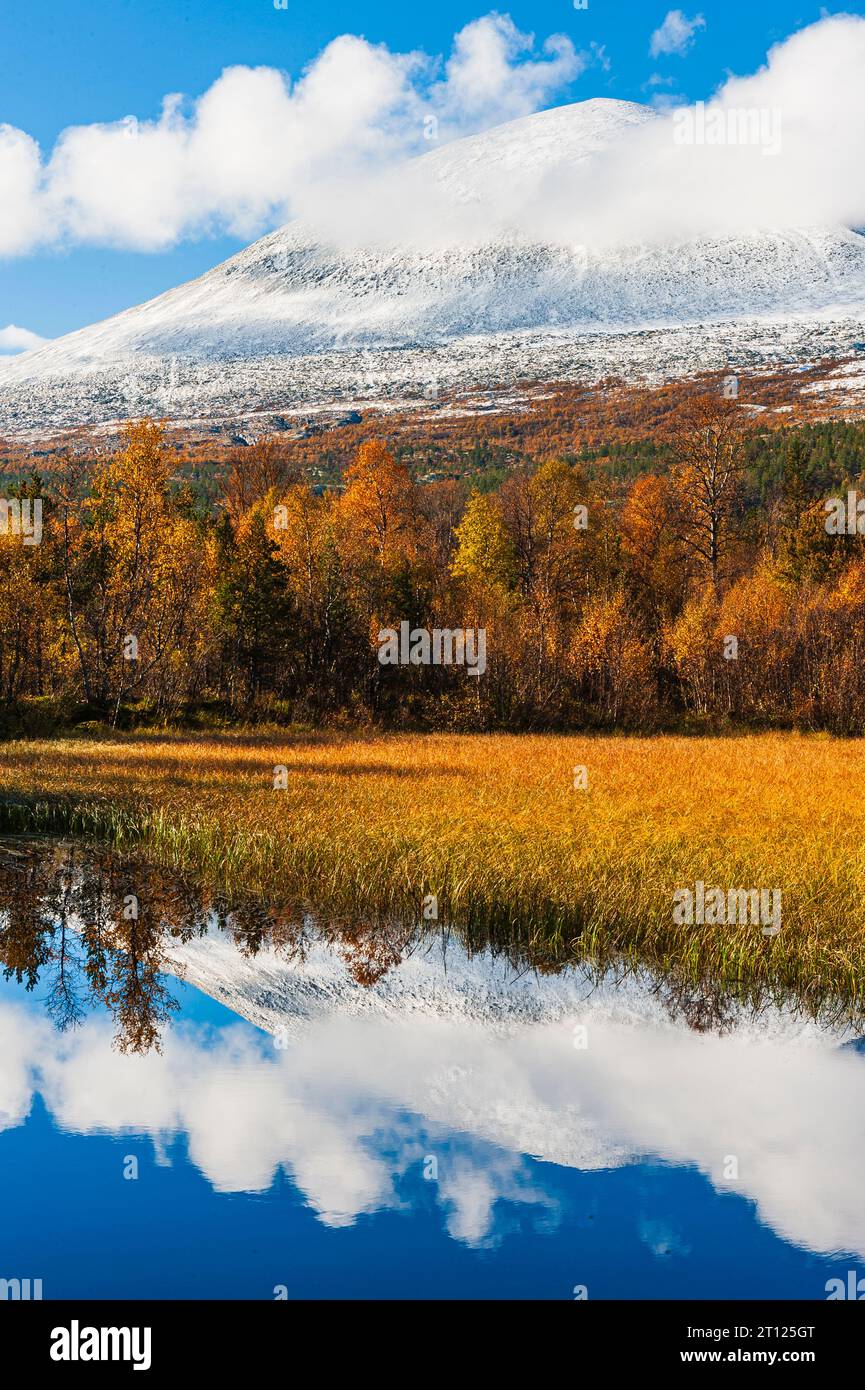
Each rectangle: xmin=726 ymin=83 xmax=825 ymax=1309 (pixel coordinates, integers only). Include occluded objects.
xmin=1 ymin=96 xmax=864 ymax=437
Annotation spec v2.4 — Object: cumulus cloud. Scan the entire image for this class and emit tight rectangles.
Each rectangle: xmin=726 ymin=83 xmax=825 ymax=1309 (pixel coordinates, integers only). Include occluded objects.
xmin=4 ymin=976 xmax=865 ymax=1259
xmin=430 ymin=13 xmax=582 ymax=124
xmin=0 ymin=13 xmax=584 ymax=257
xmin=0 ymin=125 xmax=43 ymax=255
xmin=477 ymin=13 xmax=865 ymax=248
xmin=650 ymin=9 xmax=706 ymax=58
xmin=2 ymin=12 xmax=865 ymax=266
xmin=0 ymin=324 xmax=47 ymax=353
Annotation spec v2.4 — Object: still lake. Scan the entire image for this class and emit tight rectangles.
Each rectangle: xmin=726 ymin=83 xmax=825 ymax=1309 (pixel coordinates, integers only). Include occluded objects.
xmin=0 ymin=839 xmax=861 ymax=1300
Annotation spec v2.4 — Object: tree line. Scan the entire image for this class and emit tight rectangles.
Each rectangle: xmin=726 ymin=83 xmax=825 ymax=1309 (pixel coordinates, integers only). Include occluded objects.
xmin=2 ymin=392 xmax=865 ymax=733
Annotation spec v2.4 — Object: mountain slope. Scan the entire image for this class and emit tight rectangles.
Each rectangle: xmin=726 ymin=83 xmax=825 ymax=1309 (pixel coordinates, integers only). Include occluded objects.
xmin=2 ymin=97 xmax=865 ymax=434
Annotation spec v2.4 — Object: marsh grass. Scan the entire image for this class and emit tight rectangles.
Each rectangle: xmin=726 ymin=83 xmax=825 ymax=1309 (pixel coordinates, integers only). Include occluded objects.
xmin=1 ymin=729 xmax=863 ymax=1023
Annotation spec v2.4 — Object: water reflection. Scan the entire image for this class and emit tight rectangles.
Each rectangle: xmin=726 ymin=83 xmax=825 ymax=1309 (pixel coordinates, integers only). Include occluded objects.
xmin=0 ymin=838 xmax=794 ymax=1055
xmin=1 ymin=984 xmax=864 ymax=1258
xmin=0 ymin=838 xmax=419 ymax=1052
xmin=1 ymin=837 xmax=864 ymax=1271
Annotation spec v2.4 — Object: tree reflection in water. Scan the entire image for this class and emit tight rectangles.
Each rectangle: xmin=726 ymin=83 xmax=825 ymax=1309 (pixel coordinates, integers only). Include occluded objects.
xmin=0 ymin=838 xmax=787 ymax=1056
xmin=0 ymin=839 xmax=418 ymax=1053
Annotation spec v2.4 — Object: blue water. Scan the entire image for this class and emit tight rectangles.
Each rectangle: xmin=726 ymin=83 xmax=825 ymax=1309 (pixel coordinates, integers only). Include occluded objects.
xmin=0 ymin=971 xmax=857 ymax=1300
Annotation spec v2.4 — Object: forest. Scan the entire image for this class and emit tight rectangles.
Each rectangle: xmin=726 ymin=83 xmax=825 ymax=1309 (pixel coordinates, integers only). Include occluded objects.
xmin=2 ymin=389 xmax=865 ymax=735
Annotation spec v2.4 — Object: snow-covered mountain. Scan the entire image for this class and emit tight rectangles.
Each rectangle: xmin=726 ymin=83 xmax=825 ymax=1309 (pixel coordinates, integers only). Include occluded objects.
xmin=157 ymin=933 xmax=865 ymax=1253
xmin=2 ymin=920 xmax=864 ymax=1248
xmin=3 ymin=96 xmax=865 ymax=436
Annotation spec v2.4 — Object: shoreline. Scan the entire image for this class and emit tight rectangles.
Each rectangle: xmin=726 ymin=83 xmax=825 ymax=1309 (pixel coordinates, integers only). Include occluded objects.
xmin=0 ymin=727 xmax=862 ymax=1019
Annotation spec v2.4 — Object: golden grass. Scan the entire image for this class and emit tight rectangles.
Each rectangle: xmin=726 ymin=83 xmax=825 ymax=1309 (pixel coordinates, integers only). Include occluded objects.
xmin=0 ymin=729 xmax=862 ymax=1017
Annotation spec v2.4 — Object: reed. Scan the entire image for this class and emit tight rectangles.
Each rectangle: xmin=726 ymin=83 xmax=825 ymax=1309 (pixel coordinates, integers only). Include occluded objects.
xmin=0 ymin=729 xmax=862 ymax=1019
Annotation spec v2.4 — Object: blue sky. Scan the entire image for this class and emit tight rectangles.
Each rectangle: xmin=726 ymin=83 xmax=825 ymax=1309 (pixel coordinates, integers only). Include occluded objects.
xmin=0 ymin=0 xmax=859 ymax=342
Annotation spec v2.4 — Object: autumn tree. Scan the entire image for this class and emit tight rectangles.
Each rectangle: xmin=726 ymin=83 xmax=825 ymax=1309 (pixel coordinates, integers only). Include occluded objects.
xmin=499 ymin=459 xmax=596 ymax=611
xmin=338 ymin=440 xmax=420 ymax=573
xmin=451 ymin=490 xmax=516 ymax=590
xmin=270 ymin=484 xmax=359 ymax=707
xmin=56 ymin=419 xmax=209 ymax=720
xmin=0 ymin=503 xmax=55 ymax=702
xmin=218 ymin=435 xmax=301 ymax=523
xmin=570 ymin=590 xmax=657 ymax=727
xmin=336 ymin=440 xmax=435 ymax=713
xmin=621 ymin=472 xmax=690 ymax=621
xmin=668 ymin=393 xmax=746 ymax=590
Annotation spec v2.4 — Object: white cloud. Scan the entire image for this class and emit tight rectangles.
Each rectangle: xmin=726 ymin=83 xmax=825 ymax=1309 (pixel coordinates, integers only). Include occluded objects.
xmin=650 ymin=9 xmax=706 ymax=58
xmin=590 ymin=41 xmax=612 ymax=74
xmin=4 ymin=969 xmax=865 ymax=1260
xmin=504 ymin=13 xmax=865 ymax=247
xmin=0 ymin=13 xmax=583 ymax=257
xmin=2 ymin=11 xmax=865 ymax=268
xmin=431 ymin=13 xmax=583 ymax=124
xmin=0 ymin=125 xmax=43 ymax=255
xmin=0 ymin=324 xmax=47 ymax=354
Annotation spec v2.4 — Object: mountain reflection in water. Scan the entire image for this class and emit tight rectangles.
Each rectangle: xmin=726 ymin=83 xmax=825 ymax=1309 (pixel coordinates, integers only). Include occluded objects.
xmin=1 ymin=836 xmax=864 ymax=1293
xmin=0 ymin=838 xmax=422 ymax=1052
xmin=0 ymin=837 xmax=769 ymax=1054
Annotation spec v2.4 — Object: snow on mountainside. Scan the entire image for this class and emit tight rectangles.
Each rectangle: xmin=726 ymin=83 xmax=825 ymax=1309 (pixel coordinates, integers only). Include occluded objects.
xmin=6 ymin=933 xmax=865 ymax=1250
xmin=160 ymin=930 xmax=865 ymax=1254
xmin=165 ymin=927 xmax=848 ymax=1045
xmin=2 ymin=97 xmax=865 ymax=436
